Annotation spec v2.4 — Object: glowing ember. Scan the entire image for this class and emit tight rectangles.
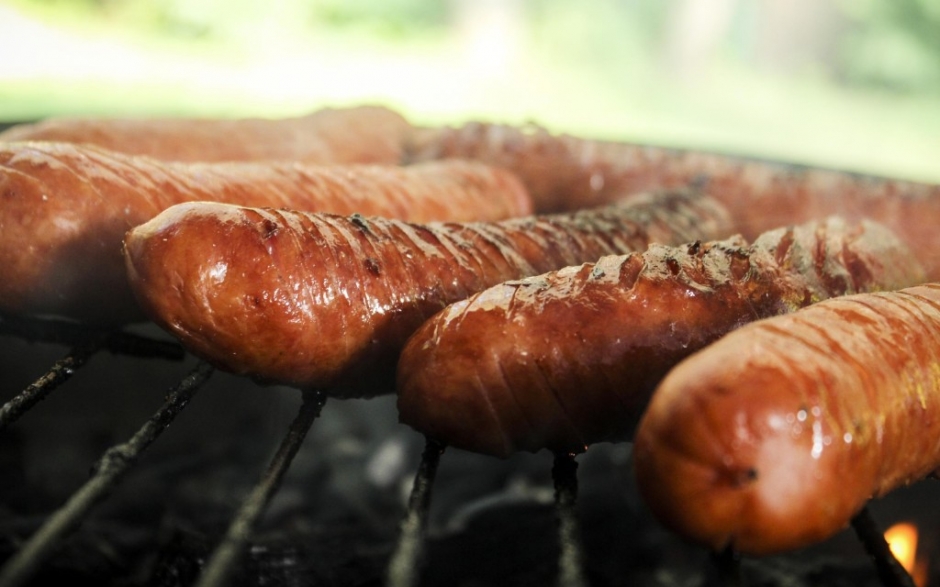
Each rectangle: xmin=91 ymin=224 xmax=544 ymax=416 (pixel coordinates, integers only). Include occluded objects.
xmin=884 ymin=522 xmax=927 ymax=587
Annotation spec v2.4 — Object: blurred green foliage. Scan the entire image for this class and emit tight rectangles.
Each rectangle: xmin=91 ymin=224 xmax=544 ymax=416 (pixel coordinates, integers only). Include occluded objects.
xmin=3 ymin=0 xmax=938 ymax=181
xmin=14 ymin=0 xmax=940 ymax=92
xmin=525 ymin=0 xmax=664 ymax=73
xmin=311 ymin=0 xmax=449 ymax=36
xmin=13 ymin=0 xmax=450 ymax=39
xmin=837 ymin=0 xmax=940 ymax=92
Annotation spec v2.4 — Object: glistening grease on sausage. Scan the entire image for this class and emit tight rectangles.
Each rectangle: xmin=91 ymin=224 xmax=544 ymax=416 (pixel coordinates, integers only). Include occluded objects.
xmin=396 ymin=218 xmax=925 ymax=457
xmin=0 ymin=141 xmax=532 ymax=324
xmin=123 ymin=190 xmax=731 ymax=398
xmin=633 ymin=284 xmax=940 ymax=556
xmin=408 ymin=121 xmax=940 ymax=279
xmin=0 ymin=105 xmax=411 ymax=164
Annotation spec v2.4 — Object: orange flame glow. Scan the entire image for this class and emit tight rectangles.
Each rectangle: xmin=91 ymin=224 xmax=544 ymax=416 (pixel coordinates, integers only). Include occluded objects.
xmin=884 ymin=522 xmax=927 ymax=587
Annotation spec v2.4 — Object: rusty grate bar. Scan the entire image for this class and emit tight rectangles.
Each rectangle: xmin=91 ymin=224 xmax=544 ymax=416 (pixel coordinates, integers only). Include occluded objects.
xmin=0 ymin=361 xmax=213 ymax=587
xmin=386 ymin=437 xmax=446 ymax=587
xmin=851 ymin=506 xmax=917 ymax=587
xmin=195 ymin=389 xmax=327 ymax=587
xmin=0 ymin=338 xmax=104 ymax=431
xmin=552 ymin=452 xmax=587 ymax=587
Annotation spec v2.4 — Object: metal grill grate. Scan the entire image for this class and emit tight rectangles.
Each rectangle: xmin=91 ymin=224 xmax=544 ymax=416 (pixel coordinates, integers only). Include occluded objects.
xmin=0 ymin=314 xmax=929 ymax=587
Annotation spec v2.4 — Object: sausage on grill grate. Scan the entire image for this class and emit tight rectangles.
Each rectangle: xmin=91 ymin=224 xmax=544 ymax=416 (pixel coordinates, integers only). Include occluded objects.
xmin=396 ymin=217 xmax=925 ymax=457
xmin=633 ymin=283 xmax=940 ymax=555
xmin=123 ymin=189 xmax=731 ymax=398
xmin=0 ymin=142 xmax=532 ymax=324
xmin=408 ymin=121 xmax=940 ymax=279
xmin=0 ymin=104 xmax=411 ymax=164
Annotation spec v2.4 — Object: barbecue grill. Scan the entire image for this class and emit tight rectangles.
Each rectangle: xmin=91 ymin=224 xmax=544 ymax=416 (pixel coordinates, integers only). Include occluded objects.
xmin=1 ymin=309 xmax=937 ymax=587
xmin=0 ymin=114 xmax=937 ymax=587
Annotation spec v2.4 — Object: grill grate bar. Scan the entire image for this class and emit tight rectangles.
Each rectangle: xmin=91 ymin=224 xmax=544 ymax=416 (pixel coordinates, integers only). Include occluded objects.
xmin=552 ymin=452 xmax=587 ymax=587
xmin=0 ymin=361 xmax=213 ymax=587
xmin=1 ymin=315 xmax=187 ymax=432
xmin=0 ymin=315 xmax=185 ymax=361
xmin=0 ymin=338 xmax=104 ymax=431
xmin=851 ymin=506 xmax=917 ymax=587
xmin=195 ymin=389 xmax=327 ymax=587
xmin=386 ymin=437 xmax=446 ymax=587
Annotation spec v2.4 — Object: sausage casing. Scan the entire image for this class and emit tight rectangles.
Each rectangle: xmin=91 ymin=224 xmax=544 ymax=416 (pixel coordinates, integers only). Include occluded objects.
xmin=408 ymin=122 xmax=940 ymax=279
xmin=123 ymin=190 xmax=731 ymax=397
xmin=0 ymin=142 xmax=531 ymax=324
xmin=406 ymin=122 xmax=661 ymax=213
xmin=0 ymin=105 xmax=411 ymax=164
xmin=633 ymin=284 xmax=940 ymax=555
xmin=396 ymin=218 xmax=925 ymax=457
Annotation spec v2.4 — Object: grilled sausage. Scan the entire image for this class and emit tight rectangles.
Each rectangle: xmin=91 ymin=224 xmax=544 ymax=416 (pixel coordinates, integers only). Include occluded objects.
xmin=0 ymin=141 xmax=532 ymax=324
xmin=633 ymin=283 xmax=940 ymax=556
xmin=123 ymin=190 xmax=731 ymax=398
xmin=396 ymin=218 xmax=925 ymax=457
xmin=0 ymin=105 xmax=411 ymax=164
xmin=407 ymin=122 xmax=940 ymax=279
xmin=406 ymin=122 xmax=659 ymax=213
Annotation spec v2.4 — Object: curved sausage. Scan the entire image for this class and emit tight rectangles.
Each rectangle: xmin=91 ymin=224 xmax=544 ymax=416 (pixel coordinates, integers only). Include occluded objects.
xmin=396 ymin=218 xmax=925 ymax=457
xmin=407 ymin=122 xmax=940 ymax=279
xmin=0 ymin=141 xmax=532 ymax=324
xmin=0 ymin=105 xmax=411 ymax=164
xmin=123 ymin=190 xmax=731 ymax=398
xmin=633 ymin=283 xmax=940 ymax=556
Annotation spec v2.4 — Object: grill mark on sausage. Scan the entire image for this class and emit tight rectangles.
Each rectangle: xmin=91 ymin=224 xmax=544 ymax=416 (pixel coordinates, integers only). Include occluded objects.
xmin=397 ymin=217 xmax=924 ymax=456
xmin=408 ymin=120 xmax=940 ymax=287
xmin=432 ymin=225 xmax=498 ymax=297
xmin=1 ymin=141 xmax=536 ymax=324
xmin=128 ymin=189 xmax=730 ymax=397
xmin=381 ymin=222 xmax=450 ymax=313
xmin=468 ymin=222 xmax=540 ymax=276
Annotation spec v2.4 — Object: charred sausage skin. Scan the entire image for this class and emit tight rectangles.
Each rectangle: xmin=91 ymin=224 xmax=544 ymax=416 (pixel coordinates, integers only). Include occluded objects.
xmin=124 ymin=190 xmax=731 ymax=398
xmin=396 ymin=218 xmax=925 ymax=457
xmin=0 ymin=142 xmax=531 ymax=324
xmin=0 ymin=105 xmax=411 ymax=164
xmin=408 ymin=122 xmax=940 ymax=279
xmin=633 ymin=283 xmax=940 ymax=556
